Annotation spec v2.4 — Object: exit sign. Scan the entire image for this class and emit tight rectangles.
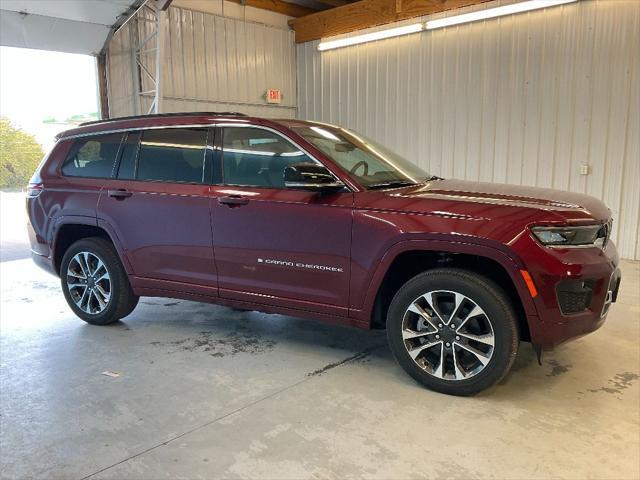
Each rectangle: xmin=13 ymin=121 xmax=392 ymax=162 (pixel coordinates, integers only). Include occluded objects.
xmin=266 ymin=88 xmax=282 ymax=104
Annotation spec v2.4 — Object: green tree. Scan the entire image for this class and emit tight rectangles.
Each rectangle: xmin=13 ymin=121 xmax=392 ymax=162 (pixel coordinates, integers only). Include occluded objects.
xmin=0 ymin=117 xmax=44 ymax=188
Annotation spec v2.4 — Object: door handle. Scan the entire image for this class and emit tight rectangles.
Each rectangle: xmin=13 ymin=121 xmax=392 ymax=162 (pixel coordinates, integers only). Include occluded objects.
xmin=218 ymin=195 xmax=249 ymax=207
xmin=108 ymin=189 xmax=133 ymax=200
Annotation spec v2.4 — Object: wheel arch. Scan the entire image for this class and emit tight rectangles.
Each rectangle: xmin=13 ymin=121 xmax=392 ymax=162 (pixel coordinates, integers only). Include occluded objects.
xmin=52 ymin=219 xmax=124 ymax=275
xmin=361 ymin=240 xmax=537 ymax=342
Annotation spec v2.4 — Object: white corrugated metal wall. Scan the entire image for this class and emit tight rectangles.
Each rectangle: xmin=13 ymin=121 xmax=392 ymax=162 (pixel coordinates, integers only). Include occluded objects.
xmin=106 ymin=4 xmax=297 ymax=118
xmin=297 ymin=0 xmax=640 ymax=260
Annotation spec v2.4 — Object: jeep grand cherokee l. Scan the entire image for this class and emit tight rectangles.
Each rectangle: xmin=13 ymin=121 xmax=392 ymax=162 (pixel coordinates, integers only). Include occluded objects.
xmin=26 ymin=112 xmax=621 ymax=396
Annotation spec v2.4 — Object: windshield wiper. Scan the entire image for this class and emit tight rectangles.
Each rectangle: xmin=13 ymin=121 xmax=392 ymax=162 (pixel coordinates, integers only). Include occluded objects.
xmin=426 ymin=175 xmax=444 ymax=181
xmin=367 ymin=180 xmax=417 ymax=190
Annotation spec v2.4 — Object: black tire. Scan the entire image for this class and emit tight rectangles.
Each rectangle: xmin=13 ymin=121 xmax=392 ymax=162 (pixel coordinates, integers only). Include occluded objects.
xmin=386 ymin=268 xmax=519 ymax=396
xmin=60 ymin=237 xmax=139 ymax=325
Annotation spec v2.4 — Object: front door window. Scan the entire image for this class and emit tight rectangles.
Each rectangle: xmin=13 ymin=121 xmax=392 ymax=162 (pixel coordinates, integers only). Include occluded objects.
xmin=221 ymin=127 xmax=315 ymax=188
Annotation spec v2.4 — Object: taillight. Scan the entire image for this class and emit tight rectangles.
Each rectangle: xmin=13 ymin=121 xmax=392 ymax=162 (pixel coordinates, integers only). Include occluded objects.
xmin=26 ymin=183 xmax=43 ymax=198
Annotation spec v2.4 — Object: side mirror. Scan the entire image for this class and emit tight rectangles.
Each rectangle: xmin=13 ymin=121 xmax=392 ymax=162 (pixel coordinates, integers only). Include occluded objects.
xmin=284 ymin=163 xmax=345 ymax=192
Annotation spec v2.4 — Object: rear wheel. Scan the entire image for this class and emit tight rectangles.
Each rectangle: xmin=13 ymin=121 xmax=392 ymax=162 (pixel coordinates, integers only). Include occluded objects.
xmin=60 ymin=237 xmax=138 ymax=325
xmin=386 ymin=268 xmax=519 ymax=396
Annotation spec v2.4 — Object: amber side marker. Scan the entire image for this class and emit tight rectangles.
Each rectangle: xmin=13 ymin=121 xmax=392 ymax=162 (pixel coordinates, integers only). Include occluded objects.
xmin=520 ymin=270 xmax=539 ymax=298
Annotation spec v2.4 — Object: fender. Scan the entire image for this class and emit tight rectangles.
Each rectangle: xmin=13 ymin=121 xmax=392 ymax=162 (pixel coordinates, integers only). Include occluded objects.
xmin=50 ymin=213 xmax=96 ymax=236
xmin=50 ymin=215 xmax=97 ymax=265
xmin=50 ymin=215 xmax=134 ymax=276
xmin=350 ymin=235 xmax=539 ymax=324
xmin=96 ymin=217 xmax=135 ymax=275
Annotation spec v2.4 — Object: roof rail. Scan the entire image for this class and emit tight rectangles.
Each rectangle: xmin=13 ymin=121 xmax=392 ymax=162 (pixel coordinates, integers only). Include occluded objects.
xmin=79 ymin=111 xmax=248 ymax=127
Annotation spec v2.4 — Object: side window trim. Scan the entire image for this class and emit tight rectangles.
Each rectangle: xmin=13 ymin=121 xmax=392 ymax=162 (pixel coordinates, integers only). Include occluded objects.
xmin=113 ymin=131 xmax=141 ymax=179
xmin=219 ymin=125 xmax=323 ymax=189
xmin=203 ymin=127 xmax=214 ymax=185
xmin=209 ymin=127 xmax=222 ymax=185
xmin=132 ymin=132 xmax=141 ymax=179
xmin=218 ymin=124 xmax=323 ymax=164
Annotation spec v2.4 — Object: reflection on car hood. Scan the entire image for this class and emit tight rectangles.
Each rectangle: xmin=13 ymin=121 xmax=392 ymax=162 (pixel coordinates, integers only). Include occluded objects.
xmin=381 ymin=179 xmax=611 ymax=223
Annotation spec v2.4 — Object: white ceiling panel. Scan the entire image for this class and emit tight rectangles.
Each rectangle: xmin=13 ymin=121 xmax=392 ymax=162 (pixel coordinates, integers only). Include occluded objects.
xmin=0 ymin=0 xmax=130 ymax=25
xmin=0 ymin=10 xmax=110 ymax=54
xmin=0 ymin=0 xmax=138 ymax=55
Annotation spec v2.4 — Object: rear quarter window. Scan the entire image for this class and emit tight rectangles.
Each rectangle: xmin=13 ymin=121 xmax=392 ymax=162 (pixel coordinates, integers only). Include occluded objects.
xmin=61 ymin=133 xmax=124 ymax=178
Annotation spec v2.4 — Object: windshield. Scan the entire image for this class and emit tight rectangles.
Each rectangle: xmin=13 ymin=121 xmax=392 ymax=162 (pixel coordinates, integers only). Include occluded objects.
xmin=291 ymin=124 xmax=431 ymax=189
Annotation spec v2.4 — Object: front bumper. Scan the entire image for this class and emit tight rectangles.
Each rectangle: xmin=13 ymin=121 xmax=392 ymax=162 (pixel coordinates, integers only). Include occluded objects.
xmin=513 ymin=234 xmax=621 ymax=349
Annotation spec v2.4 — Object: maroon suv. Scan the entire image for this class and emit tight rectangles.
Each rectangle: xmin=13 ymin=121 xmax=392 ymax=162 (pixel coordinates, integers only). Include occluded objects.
xmin=26 ymin=112 xmax=621 ymax=395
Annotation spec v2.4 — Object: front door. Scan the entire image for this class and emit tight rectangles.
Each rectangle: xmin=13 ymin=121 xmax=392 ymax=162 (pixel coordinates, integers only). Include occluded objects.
xmin=98 ymin=127 xmax=217 ymax=288
xmin=210 ymin=126 xmax=353 ymax=313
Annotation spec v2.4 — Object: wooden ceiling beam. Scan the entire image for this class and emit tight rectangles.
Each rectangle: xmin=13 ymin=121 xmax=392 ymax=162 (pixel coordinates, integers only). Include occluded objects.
xmin=230 ymin=0 xmax=318 ymax=18
xmin=289 ymin=0 xmax=492 ymax=43
xmin=314 ymin=0 xmax=352 ymax=7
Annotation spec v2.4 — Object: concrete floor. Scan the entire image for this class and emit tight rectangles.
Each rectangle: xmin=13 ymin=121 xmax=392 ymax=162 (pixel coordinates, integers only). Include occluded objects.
xmin=1 ymin=193 xmax=639 ymax=479
xmin=0 ymin=192 xmax=31 ymax=262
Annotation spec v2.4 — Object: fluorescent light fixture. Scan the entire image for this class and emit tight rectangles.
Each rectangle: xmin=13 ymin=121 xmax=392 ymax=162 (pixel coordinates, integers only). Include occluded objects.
xmin=426 ymin=0 xmax=578 ymax=30
xmin=318 ymin=23 xmax=424 ymax=51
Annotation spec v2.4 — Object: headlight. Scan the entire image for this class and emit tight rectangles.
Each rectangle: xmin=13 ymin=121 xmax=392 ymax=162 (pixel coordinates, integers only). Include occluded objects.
xmin=531 ymin=225 xmax=604 ymax=247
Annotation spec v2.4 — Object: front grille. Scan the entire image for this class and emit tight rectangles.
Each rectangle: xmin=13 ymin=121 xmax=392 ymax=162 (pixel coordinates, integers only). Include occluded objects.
xmin=557 ymin=279 xmax=595 ymax=315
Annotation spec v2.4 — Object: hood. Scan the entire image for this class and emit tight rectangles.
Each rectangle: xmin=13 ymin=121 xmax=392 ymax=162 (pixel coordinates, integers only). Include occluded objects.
xmin=377 ymin=179 xmax=611 ymax=224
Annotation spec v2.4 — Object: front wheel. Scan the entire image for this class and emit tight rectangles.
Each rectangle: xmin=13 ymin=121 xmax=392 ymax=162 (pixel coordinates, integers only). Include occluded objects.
xmin=386 ymin=268 xmax=519 ymax=396
xmin=60 ymin=237 xmax=139 ymax=325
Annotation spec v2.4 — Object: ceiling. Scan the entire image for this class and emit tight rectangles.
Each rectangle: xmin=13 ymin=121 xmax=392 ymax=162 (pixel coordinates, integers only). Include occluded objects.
xmin=287 ymin=0 xmax=359 ymax=11
xmin=224 ymin=0 xmax=359 ymax=18
xmin=0 ymin=0 xmax=357 ymax=55
xmin=0 ymin=0 xmax=490 ymax=55
xmin=0 ymin=0 xmax=141 ymax=55
xmin=228 ymin=0 xmax=494 ymax=43
xmin=288 ymin=0 xmax=494 ymax=43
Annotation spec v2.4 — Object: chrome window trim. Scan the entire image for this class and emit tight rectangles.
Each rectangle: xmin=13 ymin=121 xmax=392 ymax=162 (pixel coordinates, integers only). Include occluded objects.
xmin=284 ymin=182 xmax=344 ymax=189
xmin=215 ymin=123 xmax=350 ymax=192
xmin=59 ymin=122 xmax=353 ymax=191
xmin=59 ymin=123 xmax=216 ymax=140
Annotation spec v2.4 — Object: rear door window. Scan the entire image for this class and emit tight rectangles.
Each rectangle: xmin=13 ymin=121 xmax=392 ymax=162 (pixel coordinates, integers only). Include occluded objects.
xmin=61 ymin=133 xmax=124 ymax=178
xmin=136 ymin=128 xmax=208 ymax=184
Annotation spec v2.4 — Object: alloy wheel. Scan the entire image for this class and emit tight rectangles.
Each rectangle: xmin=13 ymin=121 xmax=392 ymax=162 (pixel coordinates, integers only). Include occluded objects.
xmin=66 ymin=252 xmax=111 ymax=315
xmin=401 ymin=290 xmax=495 ymax=380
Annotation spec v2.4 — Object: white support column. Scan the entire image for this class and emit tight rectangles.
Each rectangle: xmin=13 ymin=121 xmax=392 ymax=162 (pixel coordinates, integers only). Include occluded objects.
xmin=131 ymin=0 xmax=164 ymax=114
xmin=129 ymin=16 xmax=141 ymax=115
xmin=154 ymin=7 xmax=165 ymax=113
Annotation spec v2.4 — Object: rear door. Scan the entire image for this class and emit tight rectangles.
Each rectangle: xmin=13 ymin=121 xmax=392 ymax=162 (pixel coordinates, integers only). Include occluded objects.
xmin=98 ymin=127 xmax=217 ymax=290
